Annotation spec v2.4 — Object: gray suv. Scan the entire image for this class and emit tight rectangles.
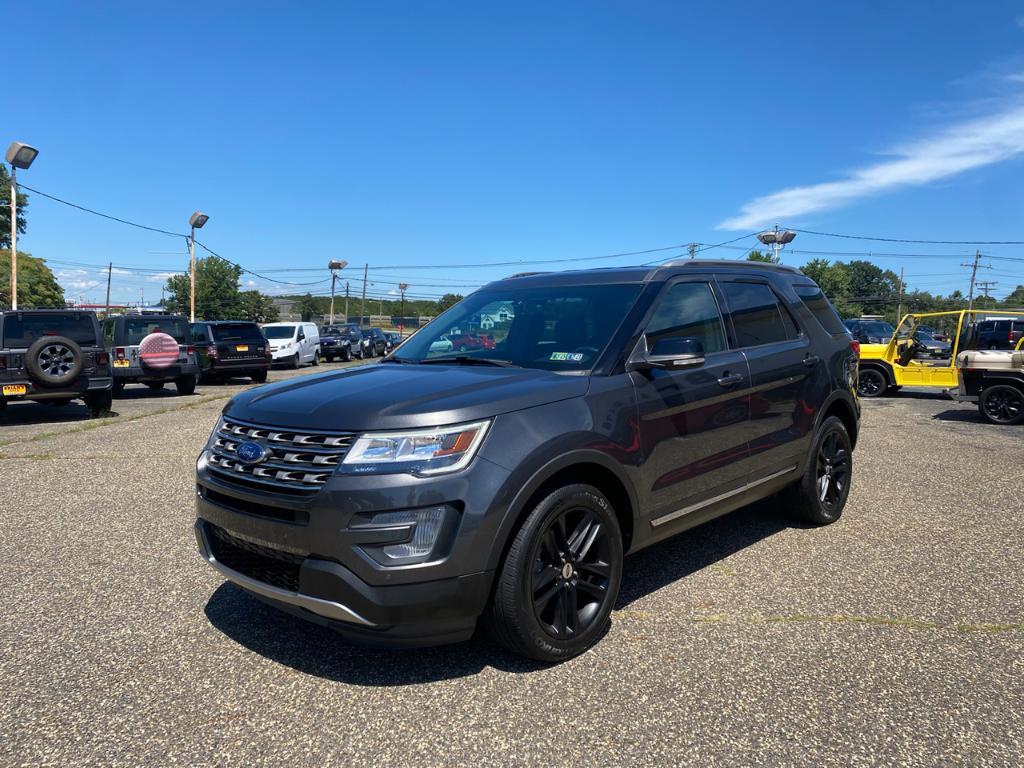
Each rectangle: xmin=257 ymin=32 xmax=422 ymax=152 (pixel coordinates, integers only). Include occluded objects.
xmin=195 ymin=261 xmax=860 ymax=661
xmin=102 ymin=314 xmax=199 ymax=396
xmin=0 ymin=309 xmax=113 ymax=418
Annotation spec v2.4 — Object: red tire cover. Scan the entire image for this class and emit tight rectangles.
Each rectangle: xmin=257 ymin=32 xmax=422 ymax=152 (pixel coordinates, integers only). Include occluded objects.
xmin=138 ymin=332 xmax=180 ymax=369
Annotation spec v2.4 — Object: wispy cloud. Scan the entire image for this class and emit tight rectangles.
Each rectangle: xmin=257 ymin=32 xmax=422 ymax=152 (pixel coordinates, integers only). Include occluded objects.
xmin=145 ymin=271 xmax=180 ymax=282
xmin=719 ymin=98 xmax=1024 ymax=230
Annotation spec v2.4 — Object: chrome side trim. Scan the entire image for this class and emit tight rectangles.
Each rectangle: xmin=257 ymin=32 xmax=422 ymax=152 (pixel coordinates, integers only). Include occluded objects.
xmin=650 ymin=465 xmax=799 ymax=528
xmin=196 ymin=525 xmax=375 ymax=626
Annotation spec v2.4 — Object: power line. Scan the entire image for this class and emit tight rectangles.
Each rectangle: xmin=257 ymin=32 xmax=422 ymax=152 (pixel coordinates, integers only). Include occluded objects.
xmin=791 ymin=227 xmax=1024 ymax=246
xmin=16 ymin=183 xmax=184 ymax=238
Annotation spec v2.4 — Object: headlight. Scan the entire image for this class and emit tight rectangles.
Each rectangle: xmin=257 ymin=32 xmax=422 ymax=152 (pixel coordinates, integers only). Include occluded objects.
xmin=340 ymin=420 xmax=490 ymax=476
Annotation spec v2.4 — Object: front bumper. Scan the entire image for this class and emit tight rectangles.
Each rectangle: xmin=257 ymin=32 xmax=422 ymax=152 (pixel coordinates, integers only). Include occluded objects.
xmin=194 ymin=452 xmax=511 ymax=646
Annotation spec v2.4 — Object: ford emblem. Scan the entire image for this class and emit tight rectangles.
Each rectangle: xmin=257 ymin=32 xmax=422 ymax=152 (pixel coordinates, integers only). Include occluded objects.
xmin=235 ymin=441 xmax=267 ymax=464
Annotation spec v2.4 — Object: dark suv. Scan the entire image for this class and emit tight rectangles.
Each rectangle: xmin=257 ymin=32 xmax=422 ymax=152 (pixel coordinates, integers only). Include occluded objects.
xmin=318 ymin=325 xmax=353 ymax=362
xmin=0 ymin=309 xmax=112 ymax=418
xmin=191 ymin=321 xmax=271 ymax=383
xmin=103 ymin=314 xmax=199 ymax=396
xmin=195 ymin=261 xmax=860 ymax=661
xmin=977 ymin=318 xmax=1024 ymax=350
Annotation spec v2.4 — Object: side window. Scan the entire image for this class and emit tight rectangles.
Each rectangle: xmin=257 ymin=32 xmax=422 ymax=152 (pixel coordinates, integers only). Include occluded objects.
xmin=720 ymin=282 xmax=793 ymax=348
xmin=793 ymin=284 xmax=846 ymax=335
xmin=102 ymin=319 xmax=114 ymax=346
xmin=645 ymin=282 xmax=726 ymax=354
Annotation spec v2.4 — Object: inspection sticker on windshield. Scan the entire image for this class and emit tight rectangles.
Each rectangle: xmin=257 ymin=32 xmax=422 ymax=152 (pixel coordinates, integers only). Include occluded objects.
xmin=550 ymin=352 xmax=584 ymax=362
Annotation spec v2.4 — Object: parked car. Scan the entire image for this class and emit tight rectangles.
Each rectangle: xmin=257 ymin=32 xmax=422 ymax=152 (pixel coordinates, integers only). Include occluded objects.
xmin=428 ymin=335 xmax=454 ymax=353
xmin=365 ymin=327 xmax=388 ymax=357
xmin=261 ymin=322 xmax=321 ymax=368
xmin=102 ymin=313 xmax=199 ymax=396
xmin=383 ymin=331 xmax=403 ymax=350
xmin=318 ymin=326 xmax=353 ymax=362
xmin=843 ymin=318 xmax=895 ymax=344
xmin=955 ymin=348 xmax=1024 ymax=424
xmin=913 ymin=329 xmax=951 ymax=358
xmin=195 ymin=261 xmax=859 ymax=661
xmin=0 ymin=309 xmax=112 ymax=418
xmin=448 ymin=332 xmax=496 ymax=352
xmin=977 ymin=318 xmax=1024 ymax=350
xmin=190 ymin=321 xmax=271 ymax=383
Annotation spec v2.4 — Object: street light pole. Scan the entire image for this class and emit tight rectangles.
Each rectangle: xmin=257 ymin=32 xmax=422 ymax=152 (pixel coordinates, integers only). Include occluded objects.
xmin=327 ymin=259 xmax=348 ymax=325
xmin=6 ymin=142 xmax=39 ymax=311
xmin=187 ymin=211 xmax=209 ymax=322
xmin=756 ymin=224 xmax=796 ymax=263
xmin=399 ymin=283 xmax=408 ymax=333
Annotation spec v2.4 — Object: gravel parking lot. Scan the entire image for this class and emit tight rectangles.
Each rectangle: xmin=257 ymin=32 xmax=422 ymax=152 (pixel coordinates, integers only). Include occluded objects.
xmin=1 ymin=376 xmax=1021 ymax=767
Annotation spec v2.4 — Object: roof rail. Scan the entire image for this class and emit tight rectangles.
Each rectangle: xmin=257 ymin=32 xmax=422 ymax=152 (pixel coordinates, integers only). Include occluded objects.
xmin=504 ymin=271 xmax=552 ymax=279
xmin=658 ymin=258 xmax=801 ymax=273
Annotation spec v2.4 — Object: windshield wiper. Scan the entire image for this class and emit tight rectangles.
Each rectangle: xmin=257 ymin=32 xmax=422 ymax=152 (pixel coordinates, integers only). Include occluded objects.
xmin=380 ymin=355 xmax=415 ymax=364
xmin=418 ymin=356 xmax=521 ymax=368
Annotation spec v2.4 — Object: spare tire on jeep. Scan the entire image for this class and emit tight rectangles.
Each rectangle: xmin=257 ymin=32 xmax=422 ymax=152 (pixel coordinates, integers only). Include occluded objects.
xmin=25 ymin=335 xmax=84 ymax=387
xmin=138 ymin=332 xmax=180 ymax=370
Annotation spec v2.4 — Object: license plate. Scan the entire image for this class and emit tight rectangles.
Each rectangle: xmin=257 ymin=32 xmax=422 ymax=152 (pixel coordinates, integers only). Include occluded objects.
xmin=113 ymin=359 xmax=130 ymax=368
xmin=236 ymin=344 xmax=249 ymax=352
xmin=2 ymin=384 xmax=27 ymax=396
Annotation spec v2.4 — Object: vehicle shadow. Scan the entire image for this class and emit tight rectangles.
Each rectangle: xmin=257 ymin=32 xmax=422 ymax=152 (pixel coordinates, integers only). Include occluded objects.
xmin=204 ymin=496 xmax=798 ymax=685
xmin=931 ymin=408 xmax=985 ymax=424
xmin=0 ymin=400 xmax=121 ymax=425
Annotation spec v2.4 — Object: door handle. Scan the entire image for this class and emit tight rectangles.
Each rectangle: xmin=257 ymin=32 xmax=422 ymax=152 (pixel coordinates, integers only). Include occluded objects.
xmin=717 ymin=372 xmax=744 ymax=387
xmin=803 ymin=355 xmax=821 ymax=367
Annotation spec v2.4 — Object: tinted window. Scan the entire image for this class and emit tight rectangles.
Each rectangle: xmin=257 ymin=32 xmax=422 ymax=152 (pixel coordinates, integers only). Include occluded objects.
xmin=190 ymin=324 xmax=209 ymax=343
xmin=211 ymin=323 xmax=263 ymax=342
xmin=720 ymin=282 xmax=792 ymax=347
xmin=2 ymin=314 xmax=99 ymax=348
xmin=124 ymin=317 xmax=189 ymax=345
xmin=645 ymin=282 xmax=726 ymax=354
xmin=794 ymin=284 xmax=846 ymax=334
xmin=263 ymin=325 xmax=297 ymax=339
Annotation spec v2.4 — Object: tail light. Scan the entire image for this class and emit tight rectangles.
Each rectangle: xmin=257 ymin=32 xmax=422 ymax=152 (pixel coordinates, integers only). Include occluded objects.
xmin=208 ymin=344 xmax=218 ymax=359
xmin=186 ymin=345 xmax=195 ymax=356
xmin=95 ymin=351 xmax=110 ymax=366
xmin=850 ymin=340 xmax=861 ymax=358
xmin=115 ymin=347 xmax=126 ymax=361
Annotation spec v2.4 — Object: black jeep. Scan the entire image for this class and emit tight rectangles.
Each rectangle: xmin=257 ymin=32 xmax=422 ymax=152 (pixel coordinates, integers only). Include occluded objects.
xmin=102 ymin=314 xmax=200 ymax=397
xmin=0 ymin=309 xmax=113 ymax=418
xmin=190 ymin=321 xmax=271 ymax=383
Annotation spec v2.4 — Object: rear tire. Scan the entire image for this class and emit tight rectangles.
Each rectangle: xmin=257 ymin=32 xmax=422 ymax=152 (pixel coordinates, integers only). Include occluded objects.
xmin=174 ymin=375 xmax=197 ymax=396
xmin=857 ymin=368 xmax=887 ymax=398
xmin=111 ymin=379 xmax=126 ymax=398
xmin=251 ymin=369 xmax=268 ymax=384
xmin=487 ymin=484 xmax=623 ymax=663
xmin=85 ymin=390 xmax=113 ymax=418
xmin=978 ymin=384 xmax=1024 ymax=425
xmin=781 ymin=416 xmax=852 ymax=525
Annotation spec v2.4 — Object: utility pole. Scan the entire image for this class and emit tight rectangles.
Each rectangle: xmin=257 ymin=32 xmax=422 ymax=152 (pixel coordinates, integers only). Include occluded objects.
xmin=896 ymin=266 xmax=905 ymax=323
xmin=687 ymin=242 xmax=698 ymax=259
xmin=962 ymin=250 xmax=992 ymax=311
xmin=976 ymin=281 xmax=998 ymax=299
xmin=360 ymin=264 xmax=368 ymax=328
xmin=104 ymin=262 xmax=112 ymax=318
xmin=399 ymin=283 xmax=408 ymax=333
xmin=344 ymin=281 xmax=350 ymax=321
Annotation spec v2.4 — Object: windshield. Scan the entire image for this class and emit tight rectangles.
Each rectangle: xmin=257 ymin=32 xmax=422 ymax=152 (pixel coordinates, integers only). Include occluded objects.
xmin=393 ymin=283 xmax=643 ymax=371
xmin=211 ymin=323 xmax=264 ymax=342
xmin=320 ymin=327 xmax=342 ymax=337
xmin=262 ymin=325 xmax=297 ymax=339
xmin=125 ymin=317 xmax=189 ymax=345
xmin=863 ymin=322 xmax=895 ymax=339
xmin=2 ymin=313 xmax=99 ymax=348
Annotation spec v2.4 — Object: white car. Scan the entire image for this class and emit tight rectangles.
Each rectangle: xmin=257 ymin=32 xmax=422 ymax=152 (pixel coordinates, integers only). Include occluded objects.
xmin=428 ymin=336 xmax=454 ymax=354
xmin=261 ymin=322 xmax=321 ymax=368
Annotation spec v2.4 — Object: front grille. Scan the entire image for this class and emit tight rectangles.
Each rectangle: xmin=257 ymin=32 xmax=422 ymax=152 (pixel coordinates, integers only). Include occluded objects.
xmin=208 ymin=417 xmax=356 ymax=494
xmin=208 ymin=524 xmax=302 ymax=592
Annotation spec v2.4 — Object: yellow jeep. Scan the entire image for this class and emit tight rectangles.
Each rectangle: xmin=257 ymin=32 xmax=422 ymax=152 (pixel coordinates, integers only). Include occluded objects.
xmin=855 ymin=309 xmax=1024 ymax=398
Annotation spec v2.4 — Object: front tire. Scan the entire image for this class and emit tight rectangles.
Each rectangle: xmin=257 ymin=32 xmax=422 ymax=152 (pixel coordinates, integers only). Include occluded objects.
xmin=85 ymin=390 xmax=113 ymax=418
xmin=487 ymin=484 xmax=623 ymax=663
xmin=312 ymin=351 xmax=320 ymax=366
xmin=291 ymin=353 xmax=301 ymax=369
xmin=979 ymin=384 xmax=1024 ymax=425
xmin=781 ymin=416 xmax=853 ymax=525
xmin=111 ymin=379 xmax=126 ymax=398
xmin=857 ymin=368 xmax=887 ymax=398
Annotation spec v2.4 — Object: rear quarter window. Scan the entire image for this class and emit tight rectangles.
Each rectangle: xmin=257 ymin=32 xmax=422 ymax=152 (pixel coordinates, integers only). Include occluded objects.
xmin=2 ymin=314 xmax=99 ymax=348
xmin=793 ymin=284 xmax=847 ymax=335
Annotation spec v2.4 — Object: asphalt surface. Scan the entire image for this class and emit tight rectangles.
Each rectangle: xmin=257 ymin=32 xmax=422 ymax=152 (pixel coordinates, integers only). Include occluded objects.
xmin=1 ymin=377 xmax=1021 ymax=767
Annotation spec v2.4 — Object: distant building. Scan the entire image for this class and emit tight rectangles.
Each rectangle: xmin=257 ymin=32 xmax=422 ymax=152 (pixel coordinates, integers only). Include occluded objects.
xmin=479 ymin=303 xmax=515 ymax=329
xmin=271 ymin=298 xmax=299 ymax=321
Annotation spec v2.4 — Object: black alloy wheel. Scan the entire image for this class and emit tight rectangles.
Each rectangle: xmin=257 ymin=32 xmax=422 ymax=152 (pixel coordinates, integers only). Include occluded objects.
xmin=815 ymin=430 xmax=851 ymax=514
xmin=25 ymin=335 xmax=84 ymax=387
xmin=781 ymin=415 xmax=853 ymax=525
xmin=979 ymin=385 xmax=1024 ymax=425
xmin=488 ymin=484 xmax=623 ymax=662
xmin=857 ymin=368 xmax=886 ymax=398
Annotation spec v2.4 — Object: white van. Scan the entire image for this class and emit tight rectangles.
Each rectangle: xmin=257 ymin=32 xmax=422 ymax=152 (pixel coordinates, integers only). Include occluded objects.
xmin=261 ymin=322 xmax=321 ymax=368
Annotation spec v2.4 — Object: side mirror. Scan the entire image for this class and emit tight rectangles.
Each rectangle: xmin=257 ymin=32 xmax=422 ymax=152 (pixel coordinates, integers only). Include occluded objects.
xmin=630 ymin=336 xmax=705 ymax=370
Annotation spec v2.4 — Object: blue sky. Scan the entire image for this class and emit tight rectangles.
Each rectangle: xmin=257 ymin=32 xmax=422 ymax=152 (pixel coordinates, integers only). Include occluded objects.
xmin=10 ymin=1 xmax=1024 ymax=305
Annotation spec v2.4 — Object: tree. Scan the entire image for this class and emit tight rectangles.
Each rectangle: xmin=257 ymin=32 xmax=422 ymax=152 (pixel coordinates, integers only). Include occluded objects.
xmin=0 ymin=166 xmax=29 ymax=249
xmin=164 ymin=256 xmax=243 ymax=319
xmin=0 ymin=249 xmax=64 ymax=309
xmin=238 ymin=290 xmax=279 ymax=323
xmin=746 ymin=249 xmax=779 ymax=264
xmin=1002 ymin=285 xmax=1024 ymax=308
xmin=294 ymin=293 xmax=320 ymax=322
xmin=437 ymin=293 xmax=464 ymax=312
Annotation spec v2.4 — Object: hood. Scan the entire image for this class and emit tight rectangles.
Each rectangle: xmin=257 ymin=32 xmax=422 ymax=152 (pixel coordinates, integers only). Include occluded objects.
xmin=224 ymin=363 xmax=590 ymax=431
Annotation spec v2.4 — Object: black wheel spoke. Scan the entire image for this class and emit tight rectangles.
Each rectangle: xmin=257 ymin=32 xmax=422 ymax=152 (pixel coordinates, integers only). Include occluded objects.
xmin=576 ymin=578 xmax=606 ymax=598
xmin=579 ymin=560 xmax=611 ymax=578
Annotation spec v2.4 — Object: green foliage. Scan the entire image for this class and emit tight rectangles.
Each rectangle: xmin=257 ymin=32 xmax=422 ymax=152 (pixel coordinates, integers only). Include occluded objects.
xmin=0 ymin=167 xmax=29 ymax=250
xmin=238 ymin=290 xmax=279 ymax=323
xmin=1004 ymin=284 xmax=1024 ymax=307
xmin=437 ymin=293 xmax=464 ymax=312
xmin=0 ymin=249 xmax=65 ymax=309
xmin=294 ymin=293 xmax=320 ymax=322
xmin=746 ymin=249 xmax=779 ymax=264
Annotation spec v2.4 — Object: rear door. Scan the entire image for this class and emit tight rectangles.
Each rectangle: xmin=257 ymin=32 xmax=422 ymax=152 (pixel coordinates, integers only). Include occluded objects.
xmin=716 ymin=278 xmax=818 ymax=480
xmin=632 ymin=278 xmax=752 ymax=525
